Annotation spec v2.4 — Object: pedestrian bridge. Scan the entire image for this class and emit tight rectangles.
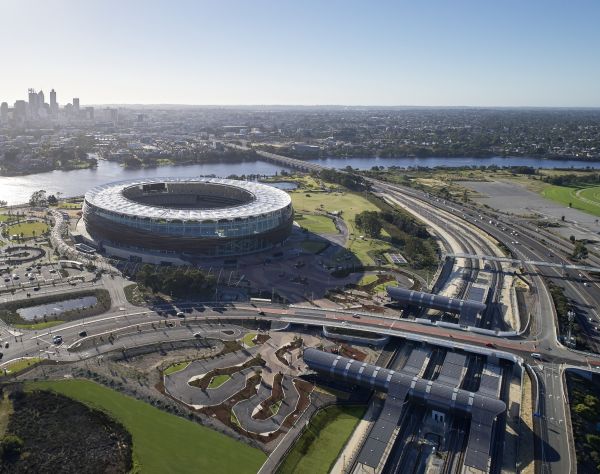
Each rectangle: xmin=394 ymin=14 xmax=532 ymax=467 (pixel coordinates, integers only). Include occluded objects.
xmin=446 ymin=253 xmax=600 ymax=273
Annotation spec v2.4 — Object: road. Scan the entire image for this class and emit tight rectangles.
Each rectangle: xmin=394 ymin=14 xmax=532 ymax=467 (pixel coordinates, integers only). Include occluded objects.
xmin=5 ymin=146 xmax=600 ymax=473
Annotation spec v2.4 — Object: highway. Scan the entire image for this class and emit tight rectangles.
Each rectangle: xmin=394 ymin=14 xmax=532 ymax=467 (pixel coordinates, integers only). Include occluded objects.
xmin=368 ymin=178 xmax=588 ymax=473
xmin=225 ymin=144 xmax=599 ymax=471
xmin=5 ymin=146 xmax=600 ymax=472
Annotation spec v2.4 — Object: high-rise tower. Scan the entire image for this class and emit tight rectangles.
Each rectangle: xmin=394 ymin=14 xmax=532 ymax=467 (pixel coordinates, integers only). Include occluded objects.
xmin=28 ymin=88 xmax=38 ymax=115
xmin=50 ymin=89 xmax=57 ymax=114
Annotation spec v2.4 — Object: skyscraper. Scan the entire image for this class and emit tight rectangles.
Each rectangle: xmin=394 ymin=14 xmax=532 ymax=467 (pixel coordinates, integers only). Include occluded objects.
xmin=28 ymin=88 xmax=38 ymax=116
xmin=0 ymin=102 xmax=8 ymax=123
xmin=38 ymin=90 xmax=45 ymax=107
xmin=50 ymin=89 xmax=58 ymax=114
xmin=14 ymin=100 xmax=27 ymax=121
xmin=73 ymin=98 xmax=80 ymax=113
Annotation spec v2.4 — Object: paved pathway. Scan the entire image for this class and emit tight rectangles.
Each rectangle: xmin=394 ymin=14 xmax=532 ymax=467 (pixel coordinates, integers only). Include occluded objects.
xmin=233 ymin=375 xmax=300 ymax=434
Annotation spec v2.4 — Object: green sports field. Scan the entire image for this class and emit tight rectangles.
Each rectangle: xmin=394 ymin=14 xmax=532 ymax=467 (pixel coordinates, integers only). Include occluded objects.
xmin=291 ymin=190 xmax=395 ymax=265
xmin=27 ymin=379 xmax=266 ymax=474
xmin=7 ymin=221 xmax=49 ymax=238
xmin=294 ymin=213 xmax=337 ymax=233
xmin=276 ymin=405 xmax=365 ymax=474
xmin=542 ymin=185 xmax=600 ymax=217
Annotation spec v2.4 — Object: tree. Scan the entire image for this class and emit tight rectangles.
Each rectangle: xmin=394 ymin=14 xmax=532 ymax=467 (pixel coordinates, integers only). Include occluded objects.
xmin=0 ymin=434 xmax=23 ymax=460
xmin=573 ymin=241 xmax=588 ymax=260
xmin=570 ymin=235 xmax=576 ymax=243
xmin=47 ymin=194 xmax=58 ymax=205
xmin=355 ymin=211 xmax=382 ymax=238
xmin=29 ymin=189 xmax=47 ymax=207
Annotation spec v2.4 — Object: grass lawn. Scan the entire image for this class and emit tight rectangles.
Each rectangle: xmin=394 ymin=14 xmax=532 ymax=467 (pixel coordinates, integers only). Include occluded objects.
xmin=0 ymin=214 xmax=17 ymax=223
xmin=541 ymin=185 xmax=600 ymax=217
xmin=208 ymin=374 xmax=232 ymax=389
xmin=270 ymin=400 xmax=282 ymax=416
xmin=276 ymin=405 xmax=365 ymax=474
xmin=163 ymin=361 xmax=190 ymax=375
xmin=299 ymin=240 xmax=329 ymax=254
xmin=2 ymin=357 xmax=43 ymax=375
xmin=242 ymin=332 xmax=257 ymax=347
xmin=295 ymin=214 xmax=337 ymax=234
xmin=7 ymin=221 xmax=49 ymax=238
xmin=58 ymin=202 xmax=82 ymax=209
xmin=291 ymin=190 xmax=394 ymax=265
xmin=124 ymin=284 xmax=147 ymax=306
xmin=373 ymin=280 xmax=395 ymax=294
xmin=13 ymin=320 xmax=64 ymax=330
xmin=358 ymin=274 xmax=378 ymax=286
xmin=26 ymin=379 xmax=265 ymax=474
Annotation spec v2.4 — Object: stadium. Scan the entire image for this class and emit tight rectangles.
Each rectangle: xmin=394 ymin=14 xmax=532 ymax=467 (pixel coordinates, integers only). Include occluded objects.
xmin=81 ymin=177 xmax=294 ymax=260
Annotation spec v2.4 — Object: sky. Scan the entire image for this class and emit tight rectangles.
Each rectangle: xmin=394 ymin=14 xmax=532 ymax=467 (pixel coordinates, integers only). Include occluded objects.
xmin=1 ymin=0 xmax=600 ymax=107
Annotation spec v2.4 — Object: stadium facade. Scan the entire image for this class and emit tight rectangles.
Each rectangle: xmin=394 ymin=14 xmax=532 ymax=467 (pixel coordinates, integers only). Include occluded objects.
xmin=81 ymin=177 xmax=293 ymax=261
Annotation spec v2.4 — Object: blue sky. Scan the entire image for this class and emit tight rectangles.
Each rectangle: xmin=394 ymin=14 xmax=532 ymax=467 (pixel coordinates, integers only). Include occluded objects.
xmin=1 ymin=0 xmax=599 ymax=106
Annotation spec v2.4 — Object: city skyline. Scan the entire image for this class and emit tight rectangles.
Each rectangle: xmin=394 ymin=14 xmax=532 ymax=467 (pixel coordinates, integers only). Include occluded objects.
xmin=2 ymin=0 xmax=600 ymax=107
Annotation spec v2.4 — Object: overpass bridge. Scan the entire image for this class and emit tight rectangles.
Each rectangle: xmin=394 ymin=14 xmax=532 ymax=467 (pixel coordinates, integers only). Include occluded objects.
xmin=224 ymin=142 xmax=326 ymax=172
xmin=446 ymin=252 xmax=600 ymax=273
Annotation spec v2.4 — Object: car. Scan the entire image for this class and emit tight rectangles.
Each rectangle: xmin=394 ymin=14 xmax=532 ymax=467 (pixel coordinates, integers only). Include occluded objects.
xmin=33 ymin=286 xmax=40 ymax=291
xmin=4 ymin=342 xmax=9 ymax=349
xmin=4 ymin=278 xmax=9 ymax=283
xmin=49 ymin=269 xmax=57 ymax=274
xmin=78 ymin=331 xmax=87 ymax=337
xmin=352 ymin=313 xmax=361 ymax=319
xmin=584 ymin=282 xmax=590 ymax=287
xmin=52 ymin=335 xmax=63 ymax=345
xmin=485 ymin=342 xmax=496 ymax=348
xmin=531 ymin=353 xmax=543 ymax=360
xmin=176 ymin=311 xmax=185 ymax=318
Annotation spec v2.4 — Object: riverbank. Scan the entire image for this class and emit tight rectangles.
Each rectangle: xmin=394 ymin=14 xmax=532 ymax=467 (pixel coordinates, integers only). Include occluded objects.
xmin=3 ymin=154 xmax=600 ymax=206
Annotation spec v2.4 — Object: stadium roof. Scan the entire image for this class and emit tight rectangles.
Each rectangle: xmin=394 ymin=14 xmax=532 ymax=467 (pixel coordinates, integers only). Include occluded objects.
xmin=84 ymin=177 xmax=291 ymax=221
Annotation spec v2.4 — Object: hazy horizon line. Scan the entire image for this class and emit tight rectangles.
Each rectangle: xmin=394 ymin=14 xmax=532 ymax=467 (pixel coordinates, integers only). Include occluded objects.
xmin=86 ymin=103 xmax=600 ymax=110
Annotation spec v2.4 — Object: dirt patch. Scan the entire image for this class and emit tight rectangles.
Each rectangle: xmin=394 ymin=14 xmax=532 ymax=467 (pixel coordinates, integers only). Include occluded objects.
xmin=255 ymin=334 xmax=271 ymax=345
xmin=189 ymin=355 xmax=265 ymax=391
xmin=340 ymin=344 xmax=367 ymax=361
xmin=0 ymin=387 xmax=132 ymax=474
xmin=518 ymin=370 xmax=534 ymax=474
xmin=201 ymin=373 xmax=262 ymax=432
xmin=118 ymin=341 xmax=222 ymax=373
xmin=282 ymin=379 xmax=313 ymax=429
xmin=253 ymin=374 xmax=284 ymax=420
xmin=361 ymin=304 xmax=385 ymax=313
xmin=201 ymin=376 xmax=314 ymax=444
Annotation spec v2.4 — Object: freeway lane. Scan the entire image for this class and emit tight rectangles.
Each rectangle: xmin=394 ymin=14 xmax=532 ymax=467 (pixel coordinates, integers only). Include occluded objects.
xmin=369 ymin=178 xmax=585 ymax=473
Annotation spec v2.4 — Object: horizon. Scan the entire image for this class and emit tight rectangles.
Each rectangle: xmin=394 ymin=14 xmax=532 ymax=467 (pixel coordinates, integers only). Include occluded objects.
xmin=2 ymin=0 xmax=600 ymax=107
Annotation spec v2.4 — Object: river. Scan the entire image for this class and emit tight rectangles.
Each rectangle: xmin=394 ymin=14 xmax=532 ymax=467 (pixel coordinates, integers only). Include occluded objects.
xmin=1 ymin=155 xmax=599 ymax=205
